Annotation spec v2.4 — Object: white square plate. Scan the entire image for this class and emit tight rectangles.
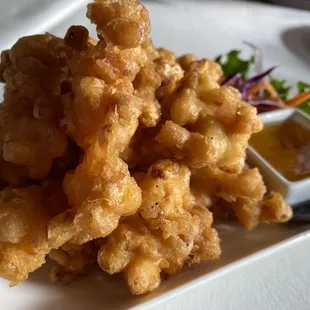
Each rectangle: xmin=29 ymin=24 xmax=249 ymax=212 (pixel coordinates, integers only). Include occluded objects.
xmin=1 ymin=1 xmax=310 ymax=309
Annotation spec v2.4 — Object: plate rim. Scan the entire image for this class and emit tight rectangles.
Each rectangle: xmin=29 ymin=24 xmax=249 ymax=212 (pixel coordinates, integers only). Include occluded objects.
xmin=131 ymin=227 xmax=310 ymax=309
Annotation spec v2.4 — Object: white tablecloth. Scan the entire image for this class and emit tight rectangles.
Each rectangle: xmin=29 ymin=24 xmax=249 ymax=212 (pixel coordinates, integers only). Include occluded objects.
xmin=0 ymin=1 xmax=309 ymax=310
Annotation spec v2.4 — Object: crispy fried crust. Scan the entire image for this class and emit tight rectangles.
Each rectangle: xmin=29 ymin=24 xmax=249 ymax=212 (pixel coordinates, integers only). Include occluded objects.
xmin=0 ymin=0 xmax=292 ymax=294
xmin=0 ymin=181 xmax=68 ymax=285
xmin=98 ymin=160 xmax=221 ymax=295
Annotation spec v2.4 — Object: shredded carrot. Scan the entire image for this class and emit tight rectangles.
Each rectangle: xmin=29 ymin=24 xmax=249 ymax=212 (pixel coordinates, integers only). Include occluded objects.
xmin=247 ymin=79 xmax=284 ymax=104
xmin=286 ymin=91 xmax=310 ymax=107
xmin=263 ymin=79 xmax=279 ymax=98
xmin=248 ymin=95 xmax=265 ymax=101
xmin=247 ymin=84 xmax=263 ymax=95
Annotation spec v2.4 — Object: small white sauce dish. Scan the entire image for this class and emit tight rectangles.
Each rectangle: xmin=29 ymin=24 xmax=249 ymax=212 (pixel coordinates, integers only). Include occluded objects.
xmin=247 ymin=108 xmax=310 ymax=206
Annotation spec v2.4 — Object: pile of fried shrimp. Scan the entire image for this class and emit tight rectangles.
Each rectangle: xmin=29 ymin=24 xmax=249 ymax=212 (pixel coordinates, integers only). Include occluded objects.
xmin=0 ymin=0 xmax=292 ymax=295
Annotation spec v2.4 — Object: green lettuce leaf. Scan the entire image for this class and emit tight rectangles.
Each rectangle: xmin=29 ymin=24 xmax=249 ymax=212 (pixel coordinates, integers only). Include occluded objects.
xmin=269 ymin=77 xmax=291 ymax=101
xmin=215 ymin=50 xmax=254 ymax=79
xmin=296 ymin=81 xmax=310 ymax=115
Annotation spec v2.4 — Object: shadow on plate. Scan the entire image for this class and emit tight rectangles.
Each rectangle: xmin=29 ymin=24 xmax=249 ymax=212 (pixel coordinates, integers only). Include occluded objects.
xmin=23 ymin=222 xmax=309 ymax=310
xmin=28 ymin=265 xmax=134 ymax=310
xmin=281 ymin=26 xmax=310 ymax=67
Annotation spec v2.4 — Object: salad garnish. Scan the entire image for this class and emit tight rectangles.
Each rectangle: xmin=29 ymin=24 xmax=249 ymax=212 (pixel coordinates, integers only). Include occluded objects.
xmin=215 ymin=43 xmax=310 ymax=114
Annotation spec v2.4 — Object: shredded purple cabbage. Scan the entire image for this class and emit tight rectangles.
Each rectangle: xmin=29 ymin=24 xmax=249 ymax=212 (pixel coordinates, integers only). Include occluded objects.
xmin=221 ymin=66 xmax=277 ymax=101
xmin=240 ymin=66 xmax=277 ymax=100
xmin=219 ymin=43 xmax=282 ymax=113
xmin=243 ymin=41 xmax=263 ymax=74
xmin=222 ymin=73 xmax=242 ymax=86
xmin=249 ymin=100 xmax=284 ymax=108
xmin=243 ymin=41 xmax=266 ymax=98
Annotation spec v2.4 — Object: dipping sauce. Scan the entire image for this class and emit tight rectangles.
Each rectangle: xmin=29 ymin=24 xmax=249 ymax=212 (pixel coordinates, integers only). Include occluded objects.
xmin=250 ymin=117 xmax=310 ymax=182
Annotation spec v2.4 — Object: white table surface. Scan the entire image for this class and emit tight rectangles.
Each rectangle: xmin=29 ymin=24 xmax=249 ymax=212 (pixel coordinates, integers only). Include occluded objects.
xmin=0 ymin=1 xmax=310 ymax=310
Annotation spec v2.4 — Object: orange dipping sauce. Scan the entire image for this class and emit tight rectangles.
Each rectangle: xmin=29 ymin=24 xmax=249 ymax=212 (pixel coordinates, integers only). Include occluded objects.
xmin=250 ymin=117 xmax=310 ymax=182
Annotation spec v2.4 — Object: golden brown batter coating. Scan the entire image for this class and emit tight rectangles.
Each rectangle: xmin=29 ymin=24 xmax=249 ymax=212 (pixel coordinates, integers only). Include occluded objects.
xmin=98 ymin=160 xmax=221 ymax=295
xmin=49 ymin=241 xmax=98 ymax=283
xmin=0 ymin=34 xmax=68 ymax=180
xmin=0 ymin=0 xmax=293 ymax=295
xmin=0 ymin=181 xmax=68 ymax=285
